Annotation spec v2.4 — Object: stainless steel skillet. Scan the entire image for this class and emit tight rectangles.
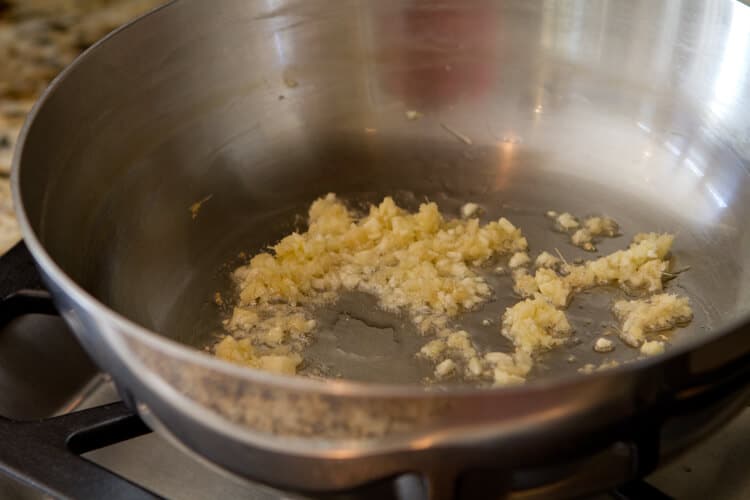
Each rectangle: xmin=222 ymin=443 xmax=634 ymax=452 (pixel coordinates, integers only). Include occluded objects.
xmin=11 ymin=0 xmax=750 ymax=497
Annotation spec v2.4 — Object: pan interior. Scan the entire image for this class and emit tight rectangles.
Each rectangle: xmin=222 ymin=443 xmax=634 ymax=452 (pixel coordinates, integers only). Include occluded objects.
xmin=14 ymin=0 xmax=750 ymax=385
xmin=85 ymin=135 xmax=735 ymax=385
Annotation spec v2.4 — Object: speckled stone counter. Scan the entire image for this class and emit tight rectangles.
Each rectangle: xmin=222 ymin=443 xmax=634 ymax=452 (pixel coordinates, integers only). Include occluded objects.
xmin=0 ymin=0 xmax=163 ymax=254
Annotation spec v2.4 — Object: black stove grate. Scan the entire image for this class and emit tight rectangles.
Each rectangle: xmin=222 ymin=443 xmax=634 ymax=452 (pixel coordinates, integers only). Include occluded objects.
xmin=0 ymin=402 xmax=158 ymax=499
xmin=0 ymin=242 xmax=158 ymax=499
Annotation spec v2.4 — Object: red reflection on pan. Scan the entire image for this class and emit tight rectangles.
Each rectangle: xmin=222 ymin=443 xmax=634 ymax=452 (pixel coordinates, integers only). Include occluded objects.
xmin=374 ymin=1 xmax=498 ymax=110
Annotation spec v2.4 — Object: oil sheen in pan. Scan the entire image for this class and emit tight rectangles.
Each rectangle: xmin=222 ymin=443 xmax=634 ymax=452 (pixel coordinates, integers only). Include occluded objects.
xmin=211 ymin=188 xmax=717 ymax=386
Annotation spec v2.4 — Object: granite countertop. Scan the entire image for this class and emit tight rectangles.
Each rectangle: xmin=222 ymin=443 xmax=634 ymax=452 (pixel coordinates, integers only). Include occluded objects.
xmin=0 ymin=0 xmax=163 ymax=254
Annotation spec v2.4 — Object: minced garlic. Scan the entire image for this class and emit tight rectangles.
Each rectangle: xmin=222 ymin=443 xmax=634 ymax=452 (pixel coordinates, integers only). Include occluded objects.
xmin=189 ymin=194 xmax=213 ymax=220
xmin=571 ymin=228 xmax=592 ymax=246
xmin=566 ymin=233 xmax=674 ymax=293
xmin=501 ymin=296 xmax=572 ymax=354
xmin=578 ymin=359 xmax=620 ymax=374
xmin=461 ymin=202 xmax=481 ymax=218
xmin=486 ymin=351 xmax=533 ymax=385
xmin=640 ymin=340 xmax=666 ymax=357
xmin=534 ymin=268 xmax=571 ymax=307
xmin=593 ymin=337 xmax=615 ymax=353
xmin=613 ymin=294 xmax=693 ymax=347
xmin=435 ymin=359 xmax=456 ymax=378
xmin=215 ymin=195 xmax=694 ymax=384
xmin=512 ymin=269 xmax=538 ymax=298
xmin=512 ymin=233 xmax=674 ymax=307
xmin=556 ymin=212 xmax=579 ymax=230
xmin=214 ymin=336 xmax=302 ymax=375
xmin=571 ymin=229 xmax=595 ymax=251
xmin=234 ymin=194 xmax=526 ymax=316
xmin=509 ymin=252 xmax=531 ymax=269
xmin=215 ymin=336 xmax=255 ymax=365
xmin=217 ymin=194 xmax=528 ymax=376
xmin=535 ymin=251 xmax=561 ymax=269
xmin=224 ymin=306 xmax=316 ymax=346
xmin=555 ymin=212 xmax=619 ymax=250
xmin=598 ymin=359 xmax=620 ymax=371
xmin=502 ymin=232 xmax=690 ymax=377
xmin=467 ymin=357 xmax=483 ymax=377
xmin=418 ymin=329 xmax=532 ymax=384
xmin=584 ymin=216 xmax=619 ymax=237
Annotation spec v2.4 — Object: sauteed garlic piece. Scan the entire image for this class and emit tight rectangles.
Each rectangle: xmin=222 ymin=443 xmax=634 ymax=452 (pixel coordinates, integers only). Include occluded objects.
xmin=640 ymin=340 xmax=666 ymax=357
xmin=434 ymin=359 xmax=456 ymax=377
xmin=593 ymin=337 xmax=615 ymax=353
xmin=556 ymin=212 xmax=579 ymax=230
xmin=613 ymin=294 xmax=693 ymax=347
xmin=571 ymin=229 xmax=595 ymax=251
xmin=565 ymin=232 xmax=674 ymax=293
xmin=501 ymin=296 xmax=572 ymax=353
xmin=533 ymin=268 xmax=571 ymax=307
xmin=552 ymin=211 xmax=619 ymax=251
xmin=418 ymin=330 xmax=532 ymax=385
xmin=509 ymin=252 xmax=531 ymax=269
xmin=512 ymin=269 xmax=538 ymax=298
xmin=502 ymin=232 xmax=691 ymax=377
xmin=460 ymin=202 xmax=481 ymax=218
xmin=511 ymin=233 xmax=675 ymax=306
xmin=584 ymin=216 xmax=619 ymax=237
xmin=214 ymin=336 xmax=302 ymax=375
xmin=534 ymin=251 xmax=561 ymax=269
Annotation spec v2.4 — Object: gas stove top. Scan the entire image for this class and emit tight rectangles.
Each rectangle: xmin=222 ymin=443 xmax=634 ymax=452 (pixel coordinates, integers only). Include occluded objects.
xmin=0 ymin=258 xmax=748 ymax=499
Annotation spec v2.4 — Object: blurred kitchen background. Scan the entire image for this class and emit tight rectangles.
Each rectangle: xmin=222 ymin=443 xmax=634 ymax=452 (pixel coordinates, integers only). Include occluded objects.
xmin=0 ymin=0 xmax=163 ymax=253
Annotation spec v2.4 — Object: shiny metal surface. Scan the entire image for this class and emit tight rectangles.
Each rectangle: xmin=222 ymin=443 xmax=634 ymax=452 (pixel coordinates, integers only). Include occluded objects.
xmin=2 ymin=308 xmax=748 ymax=500
xmin=11 ymin=0 xmax=750 ymax=496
